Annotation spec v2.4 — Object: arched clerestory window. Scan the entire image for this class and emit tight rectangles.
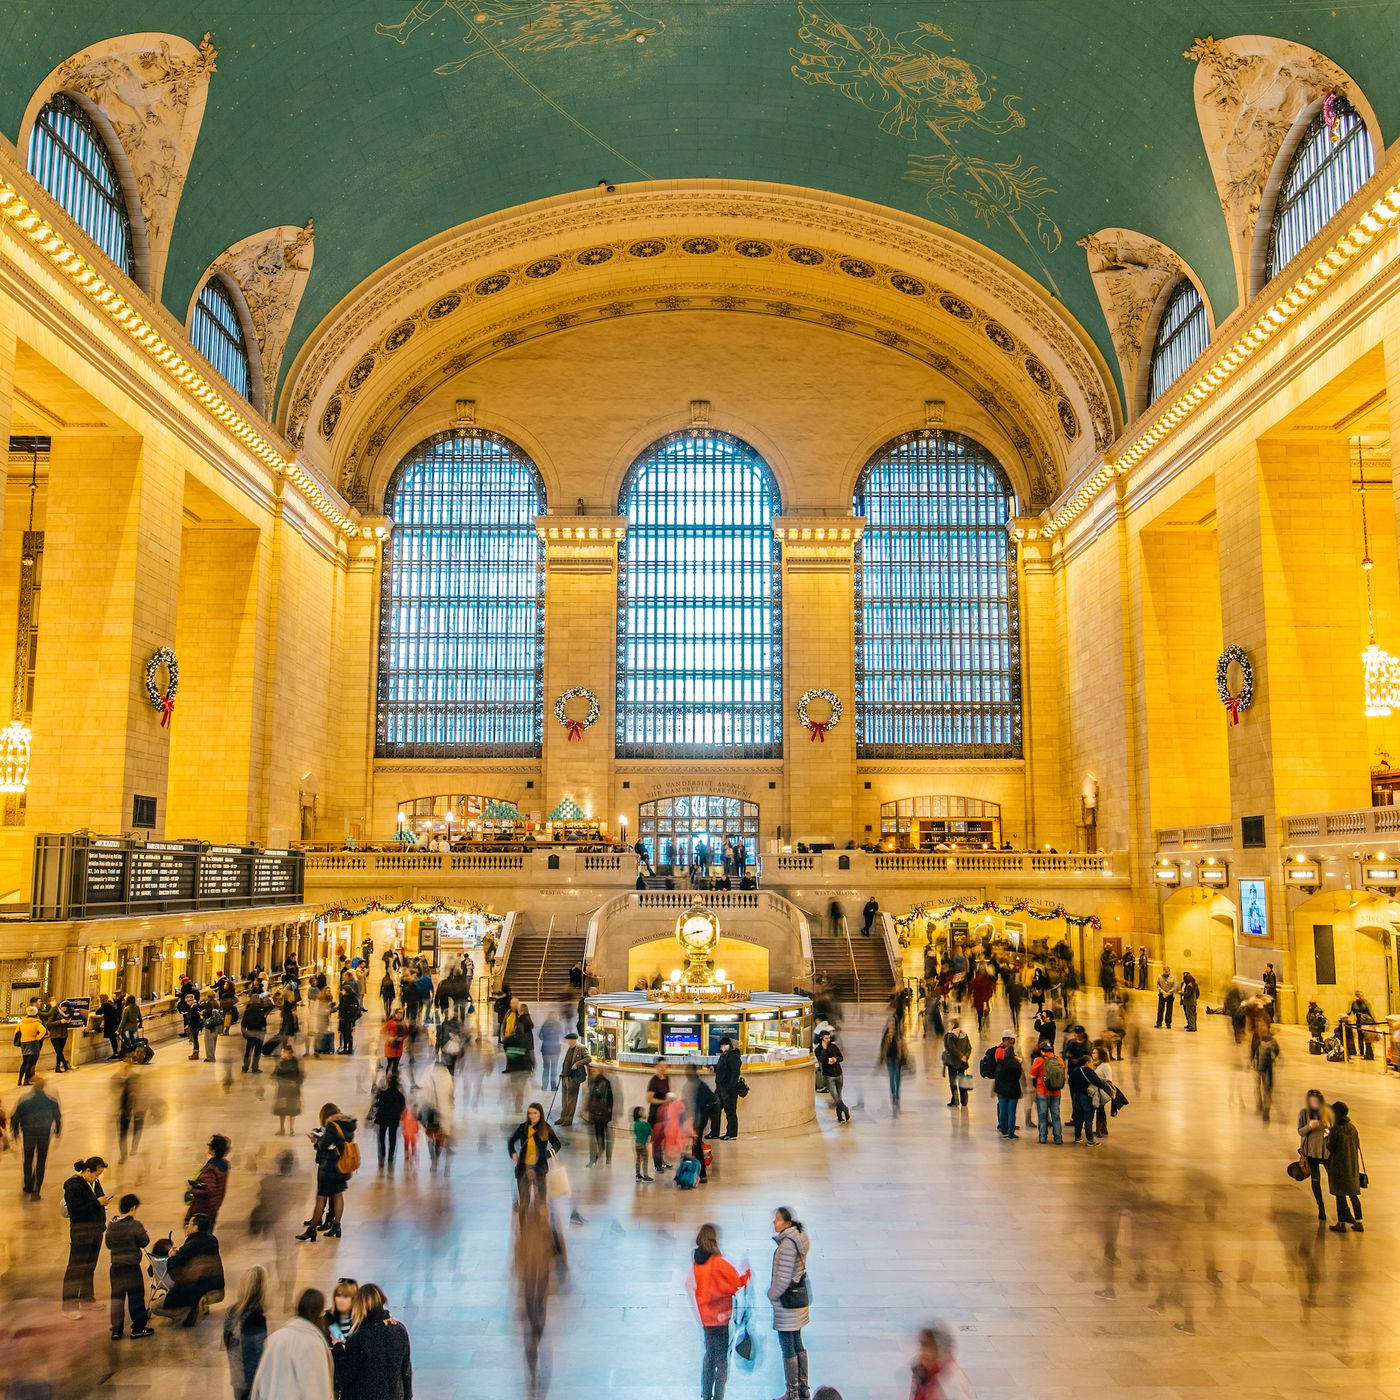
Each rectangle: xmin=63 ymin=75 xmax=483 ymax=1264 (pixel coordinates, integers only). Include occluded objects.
xmin=26 ymin=93 xmax=135 ymax=277
xmin=854 ymin=430 xmax=1020 ymax=757
xmin=376 ymin=430 xmax=545 ymax=756
xmin=616 ymin=430 xmax=782 ymax=757
xmin=1146 ymin=278 xmax=1209 ymax=407
xmin=1264 ymin=97 xmax=1374 ymax=284
xmin=190 ymin=275 xmax=253 ymax=403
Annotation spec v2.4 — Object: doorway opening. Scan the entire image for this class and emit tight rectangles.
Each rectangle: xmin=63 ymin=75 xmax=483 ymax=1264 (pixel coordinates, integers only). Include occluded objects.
xmin=637 ymin=795 xmax=759 ymax=873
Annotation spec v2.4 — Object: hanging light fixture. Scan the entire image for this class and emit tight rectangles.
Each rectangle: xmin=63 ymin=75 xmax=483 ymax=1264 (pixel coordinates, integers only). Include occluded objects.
xmin=0 ymin=443 xmax=39 ymax=794
xmin=1356 ymin=438 xmax=1400 ymax=717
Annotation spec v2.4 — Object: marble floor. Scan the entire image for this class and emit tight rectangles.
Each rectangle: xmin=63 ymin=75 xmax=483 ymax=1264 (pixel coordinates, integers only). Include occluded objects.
xmin=1 ymin=993 xmax=1397 ymax=1400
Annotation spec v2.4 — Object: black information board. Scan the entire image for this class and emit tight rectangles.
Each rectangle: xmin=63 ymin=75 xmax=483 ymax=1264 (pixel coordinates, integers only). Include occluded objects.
xmin=31 ymin=834 xmax=305 ymax=920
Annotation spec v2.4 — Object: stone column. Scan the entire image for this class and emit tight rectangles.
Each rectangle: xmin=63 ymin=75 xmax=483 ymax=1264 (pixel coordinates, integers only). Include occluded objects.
xmin=537 ymin=517 xmax=625 ymax=827
xmin=27 ymin=433 xmax=183 ymax=834
xmin=776 ymin=516 xmax=861 ymax=846
xmin=331 ymin=526 xmax=383 ymax=840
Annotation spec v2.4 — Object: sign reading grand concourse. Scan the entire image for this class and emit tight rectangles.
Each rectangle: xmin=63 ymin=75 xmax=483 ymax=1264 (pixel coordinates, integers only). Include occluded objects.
xmin=30 ymin=834 xmax=305 ymax=920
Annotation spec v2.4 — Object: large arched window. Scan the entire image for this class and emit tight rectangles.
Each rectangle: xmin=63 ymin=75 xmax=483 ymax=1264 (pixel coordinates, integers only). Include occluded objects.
xmin=1146 ymin=278 xmax=1209 ymax=407
xmin=26 ymin=93 xmax=135 ymax=277
xmin=616 ymin=431 xmax=782 ymax=757
xmin=190 ymin=276 xmax=253 ymax=403
xmin=854 ymin=431 xmax=1020 ymax=757
xmin=1264 ymin=98 xmax=1374 ymax=283
xmin=376 ymin=430 xmax=545 ymax=756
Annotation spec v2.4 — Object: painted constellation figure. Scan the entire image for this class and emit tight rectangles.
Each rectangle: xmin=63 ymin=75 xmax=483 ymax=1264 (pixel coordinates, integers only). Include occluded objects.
xmin=791 ymin=6 xmax=1061 ymax=262
xmin=376 ymin=0 xmax=663 ymax=74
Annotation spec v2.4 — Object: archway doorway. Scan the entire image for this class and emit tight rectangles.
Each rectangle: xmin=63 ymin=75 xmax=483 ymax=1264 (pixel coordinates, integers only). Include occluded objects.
xmin=638 ymin=795 xmax=759 ymax=874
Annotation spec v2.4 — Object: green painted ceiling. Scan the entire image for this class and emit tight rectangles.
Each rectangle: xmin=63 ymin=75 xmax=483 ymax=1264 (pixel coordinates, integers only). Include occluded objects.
xmin=2 ymin=1 xmax=1396 ymax=403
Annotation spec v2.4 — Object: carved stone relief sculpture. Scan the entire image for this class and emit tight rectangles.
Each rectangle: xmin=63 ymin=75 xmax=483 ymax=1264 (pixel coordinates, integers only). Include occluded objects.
xmin=22 ymin=32 xmax=218 ymax=297
xmin=204 ymin=222 xmax=316 ymax=415
xmin=1078 ymin=229 xmax=1210 ymax=422
xmin=1184 ymin=33 xmax=1377 ymax=302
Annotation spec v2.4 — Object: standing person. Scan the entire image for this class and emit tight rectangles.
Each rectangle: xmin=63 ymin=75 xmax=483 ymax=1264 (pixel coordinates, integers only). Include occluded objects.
xmin=371 ymin=1068 xmax=407 ymax=1172
xmin=1065 ymin=1036 xmax=1103 ymax=1145
xmin=582 ymin=1063 xmax=614 ymax=1166
xmin=879 ymin=1010 xmax=908 ymax=1116
xmin=332 ymin=1283 xmax=412 ymax=1400
xmin=250 ymin=1288 xmax=334 ymax=1400
xmin=323 ymin=1278 xmax=358 ymax=1344
xmin=815 ymin=1030 xmax=849 ymax=1123
xmin=98 ymin=994 xmax=122 ymax=1060
xmin=504 ymin=1000 xmax=536 ymax=1080
xmin=336 ymin=984 xmax=361 ymax=1055
xmin=185 ymin=1135 xmax=232 ymax=1226
xmin=538 ymin=1014 xmax=562 ymax=1093
xmin=690 ymin=1223 xmax=751 ymax=1400
xmin=180 ymin=991 xmax=202 ymax=1060
xmin=991 ymin=1032 xmax=1022 ymax=1140
xmin=1255 ymin=1027 xmax=1281 ymax=1122
xmin=767 ymin=1206 xmax=812 ymax=1400
xmin=222 ymin=1266 xmax=268 ymax=1399
xmin=241 ymin=992 xmax=270 ymax=1073
xmin=42 ymin=1000 xmax=72 ymax=1073
xmin=15 ymin=1003 xmax=45 ymax=1085
xmin=1120 ymin=945 xmax=1134 ymax=990
xmin=941 ymin=1018 xmax=972 ymax=1109
xmin=631 ymin=1106 xmax=653 ymax=1182
xmin=200 ymin=993 xmax=223 ymax=1063
xmin=271 ymin=1043 xmax=304 ymax=1136
xmin=11 ymin=1074 xmax=61 ymax=1198
xmin=381 ymin=1009 xmax=407 ymax=1074
xmin=296 ymin=1103 xmax=358 ymax=1241
xmin=1154 ymin=966 xmax=1177 ymax=1028
xmin=645 ymin=1056 xmax=673 ymax=1172
xmin=555 ymin=1033 xmax=590 ymax=1127
xmin=105 ymin=1192 xmax=152 ymax=1340
xmin=1297 ymin=1090 xmax=1331 ymax=1222
xmin=1325 ymin=1101 xmax=1365 ymax=1233
xmin=1179 ymin=972 xmax=1200 ymax=1032
xmin=507 ymin=1103 xmax=559 ymax=1212
xmin=379 ymin=972 xmax=395 ymax=1022
xmin=1261 ymin=962 xmax=1279 ymax=1020
xmin=1136 ymin=947 xmax=1149 ymax=991
xmin=119 ymin=995 xmax=144 ymax=1052
xmin=1346 ymin=990 xmax=1377 ymax=1059
xmin=62 ymin=1156 xmax=111 ymax=1315
xmin=1029 ymin=1041 xmax=1064 ymax=1145
xmin=714 ymin=1037 xmax=741 ymax=1139
xmin=861 ymin=897 xmax=879 ymax=937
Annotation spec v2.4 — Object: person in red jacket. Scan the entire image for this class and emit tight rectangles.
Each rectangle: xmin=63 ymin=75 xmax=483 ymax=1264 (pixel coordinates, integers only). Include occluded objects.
xmin=909 ymin=1324 xmax=975 ymax=1399
xmin=690 ymin=1223 xmax=751 ymax=1400
xmin=184 ymin=1134 xmax=231 ymax=1226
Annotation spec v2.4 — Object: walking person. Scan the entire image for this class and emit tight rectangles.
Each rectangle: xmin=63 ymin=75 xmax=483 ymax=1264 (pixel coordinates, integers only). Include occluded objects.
xmin=767 ymin=1206 xmax=812 ymax=1400
xmin=908 ymin=1324 xmax=975 ymax=1400
xmin=879 ymin=1010 xmax=908 ymax=1116
xmin=815 ymin=1030 xmax=849 ymax=1122
xmin=62 ymin=1156 xmax=111 ymax=1315
xmin=582 ymin=1063 xmax=615 ymax=1166
xmin=991 ymin=1032 xmax=1022 ymax=1140
xmin=714 ymin=1037 xmax=741 ymax=1139
xmin=222 ymin=1266 xmax=269 ymax=1399
xmin=271 ymin=1042 xmax=304 ymax=1135
xmin=296 ymin=1103 xmax=358 ymax=1241
xmin=555 ymin=1032 xmax=590 ymax=1126
xmin=371 ymin=1067 xmax=407 ymax=1171
xmin=1297 ymin=1090 xmax=1331 ymax=1222
xmin=11 ymin=1074 xmax=61 ymax=1198
xmin=690 ymin=1223 xmax=751 ymax=1400
xmin=114 ymin=1054 xmax=149 ymax=1163
xmin=15 ymin=1003 xmax=45 ymax=1085
xmin=508 ymin=1102 xmax=559 ymax=1213
xmin=1154 ymin=966 xmax=1176 ymax=1028
xmin=106 ymin=1192 xmax=152 ymax=1340
xmin=185 ymin=1135 xmax=232 ymax=1226
xmin=1325 ymin=1101 xmax=1365 ymax=1233
xmin=1179 ymin=972 xmax=1200 ymax=1032
xmin=332 ymin=1282 xmax=413 ymax=1400
xmin=941 ymin=1018 xmax=971 ymax=1108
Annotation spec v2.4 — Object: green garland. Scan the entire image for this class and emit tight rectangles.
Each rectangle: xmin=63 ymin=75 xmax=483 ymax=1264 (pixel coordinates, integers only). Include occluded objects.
xmin=897 ymin=899 xmax=1102 ymax=932
xmin=317 ymin=898 xmax=484 ymax=921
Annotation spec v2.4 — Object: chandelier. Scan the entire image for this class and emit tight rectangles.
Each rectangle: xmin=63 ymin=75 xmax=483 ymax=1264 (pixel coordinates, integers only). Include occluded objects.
xmin=1357 ymin=438 xmax=1400 ymax=717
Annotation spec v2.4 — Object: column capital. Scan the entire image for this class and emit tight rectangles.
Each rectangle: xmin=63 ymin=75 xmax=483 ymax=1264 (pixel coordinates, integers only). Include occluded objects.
xmin=535 ymin=515 xmax=626 ymax=573
xmin=773 ymin=515 xmax=864 ymax=571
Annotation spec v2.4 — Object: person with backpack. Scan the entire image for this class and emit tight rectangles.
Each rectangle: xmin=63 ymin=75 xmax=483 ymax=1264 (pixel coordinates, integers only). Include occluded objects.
xmin=690 ymin=1223 xmax=751 ymax=1400
xmin=941 ymin=1019 xmax=972 ymax=1109
xmin=1030 ymin=1039 xmax=1065 ymax=1144
xmin=199 ymin=993 xmax=224 ymax=1063
xmin=767 ymin=1205 xmax=811 ymax=1400
xmin=297 ymin=1103 xmax=358 ymax=1240
xmin=989 ymin=1032 xmax=1023 ymax=1140
xmin=582 ymin=1063 xmax=615 ymax=1166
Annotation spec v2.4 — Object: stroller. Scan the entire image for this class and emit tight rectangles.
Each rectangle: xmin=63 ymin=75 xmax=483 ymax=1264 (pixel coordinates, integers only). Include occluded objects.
xmin=145 ymin=1233 xmax=175 ymax=1304
xmin=126 ymin=1035 xmax=155 ymax=1065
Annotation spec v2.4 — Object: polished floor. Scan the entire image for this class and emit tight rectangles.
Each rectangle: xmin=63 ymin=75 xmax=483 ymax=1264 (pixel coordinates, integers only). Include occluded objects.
xmin=0 ymin=991 xmax=1396 ymax=1399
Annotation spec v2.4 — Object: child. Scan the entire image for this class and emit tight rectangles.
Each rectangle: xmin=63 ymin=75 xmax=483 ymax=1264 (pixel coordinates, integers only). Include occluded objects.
xmin=631 ymin=1106 xmax=652 ymax=1182
xmin=106 ymin=1193 xmax=152 ymax=1339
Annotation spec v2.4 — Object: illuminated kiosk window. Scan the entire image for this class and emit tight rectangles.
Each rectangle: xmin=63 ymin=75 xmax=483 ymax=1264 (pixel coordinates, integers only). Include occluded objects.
xmin=1146 ymin=279 xmax=1209 ymax=407
xmin=1264 ymin=98 xmax=1375 ymax=285
xmin=616 ymin=431 xmax=782 ymax=758
xmin=854 ymin=431 xmax=1021 ymax=757
xmin=637 ymin=794 xmax=759 ymax=871
xmin=26 ymin=93 xmax=135 ymax=277
xmin=880 ymin=795 xmax=1002 ymax=849
xmin=376 ymin=430 xmax=545 ymax=756
xmin=190 ymin=276 xmax=253 ymax=402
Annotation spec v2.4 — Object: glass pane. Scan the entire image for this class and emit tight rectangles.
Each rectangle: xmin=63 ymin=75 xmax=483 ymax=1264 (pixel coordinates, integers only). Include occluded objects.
xmin=190 ymin=277 xmax=252 ymax=401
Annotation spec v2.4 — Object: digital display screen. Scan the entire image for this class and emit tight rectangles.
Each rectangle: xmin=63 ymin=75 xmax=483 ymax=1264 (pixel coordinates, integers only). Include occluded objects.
xmin=1239 ymin=878 xmax=1268 ymax=938
xmin=662 ymin=1025 xmax=701 ymax=1054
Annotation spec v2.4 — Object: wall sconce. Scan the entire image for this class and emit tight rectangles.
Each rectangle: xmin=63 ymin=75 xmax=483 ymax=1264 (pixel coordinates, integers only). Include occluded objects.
xmin=1154 ymin=860 xmax=1180 ymax=884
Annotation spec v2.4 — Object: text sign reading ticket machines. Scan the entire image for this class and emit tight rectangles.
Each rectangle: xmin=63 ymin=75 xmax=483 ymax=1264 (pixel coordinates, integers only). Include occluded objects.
xmin=29 ymin=833 xmax=306 ymax=920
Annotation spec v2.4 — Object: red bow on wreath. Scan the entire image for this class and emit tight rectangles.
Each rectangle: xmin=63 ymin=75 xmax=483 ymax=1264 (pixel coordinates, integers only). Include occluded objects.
xmin=565 ymin=720 xmax=585 ymax=742
xmin=808 ymin=721 xmax=829 ymax=743
xmin=1225 ymin=694 xmax=1243 ymax=726
xmin=159 ymin=696 xmax=175 ymax=728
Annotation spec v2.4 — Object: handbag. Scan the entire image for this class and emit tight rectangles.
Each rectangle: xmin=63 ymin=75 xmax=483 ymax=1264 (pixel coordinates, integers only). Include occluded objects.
xmin=1286 ymin=1158 xmax=1309 ymax=1182
xmin=955 ymin=1072 xmax=974 ymax=1091
xmin=778 ymin=1271 xmax=810 ymax=1310
xmin=736 ymin=1077 xmax=750 ymax=1098
xmin=546 ymin=1163 xmax=571 ymax=1199
xmin=1359 ymin=1148 xmax=1369 ymax=1191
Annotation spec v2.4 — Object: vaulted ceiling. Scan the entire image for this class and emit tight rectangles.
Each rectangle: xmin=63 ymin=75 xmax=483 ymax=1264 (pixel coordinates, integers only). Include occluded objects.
xmin=1 ymin=2 xmax=1395 ymax=411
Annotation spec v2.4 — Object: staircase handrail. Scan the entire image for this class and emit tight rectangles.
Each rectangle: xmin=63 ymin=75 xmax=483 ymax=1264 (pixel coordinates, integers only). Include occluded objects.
xmin=842 ymin=912 xmax=860 ymax=1002
xmin=878 ymin=910 xmax=902 ymax=992
xmin=492 ymin=910 xmax=517 ymax=997
xmin=536 ymin=913 xmax=555 ymax=1002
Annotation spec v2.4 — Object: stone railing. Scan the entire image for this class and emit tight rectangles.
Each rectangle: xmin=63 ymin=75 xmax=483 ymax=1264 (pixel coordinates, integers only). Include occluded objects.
xmin=1283 ymin=806 xmax=1400 ymax=842
xmin=1155 ymin=823 xmax=1233 ymax=850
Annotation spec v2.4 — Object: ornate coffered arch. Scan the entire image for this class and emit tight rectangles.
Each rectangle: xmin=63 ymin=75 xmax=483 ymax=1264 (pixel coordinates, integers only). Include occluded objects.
xmin=280 ymin=181 xmax=1120 ymax=499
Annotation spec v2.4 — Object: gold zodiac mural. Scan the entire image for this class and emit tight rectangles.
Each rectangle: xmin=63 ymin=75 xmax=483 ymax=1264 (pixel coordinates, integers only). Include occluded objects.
xmin=376 ymin=0 xmax=664 ymax=74
xmin=791 ymin=5 xmax=1061 ymax=278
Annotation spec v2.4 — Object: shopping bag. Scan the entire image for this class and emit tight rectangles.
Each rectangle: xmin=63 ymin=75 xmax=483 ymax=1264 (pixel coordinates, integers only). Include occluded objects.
xmin=546 ymin=1163 xmax=571 ymax=1199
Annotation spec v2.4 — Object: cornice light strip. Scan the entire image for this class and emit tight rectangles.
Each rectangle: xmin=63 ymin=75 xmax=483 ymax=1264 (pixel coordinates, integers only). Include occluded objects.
xmin=1044 ymin=177 xmax=1400 ymax=536
xmin=0 ymin=177 xmax=361 ymax=538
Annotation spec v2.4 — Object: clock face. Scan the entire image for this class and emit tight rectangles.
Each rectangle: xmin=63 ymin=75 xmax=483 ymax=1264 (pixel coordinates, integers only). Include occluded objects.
xmin=678 ymin=908 xmax=718 ymax=955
